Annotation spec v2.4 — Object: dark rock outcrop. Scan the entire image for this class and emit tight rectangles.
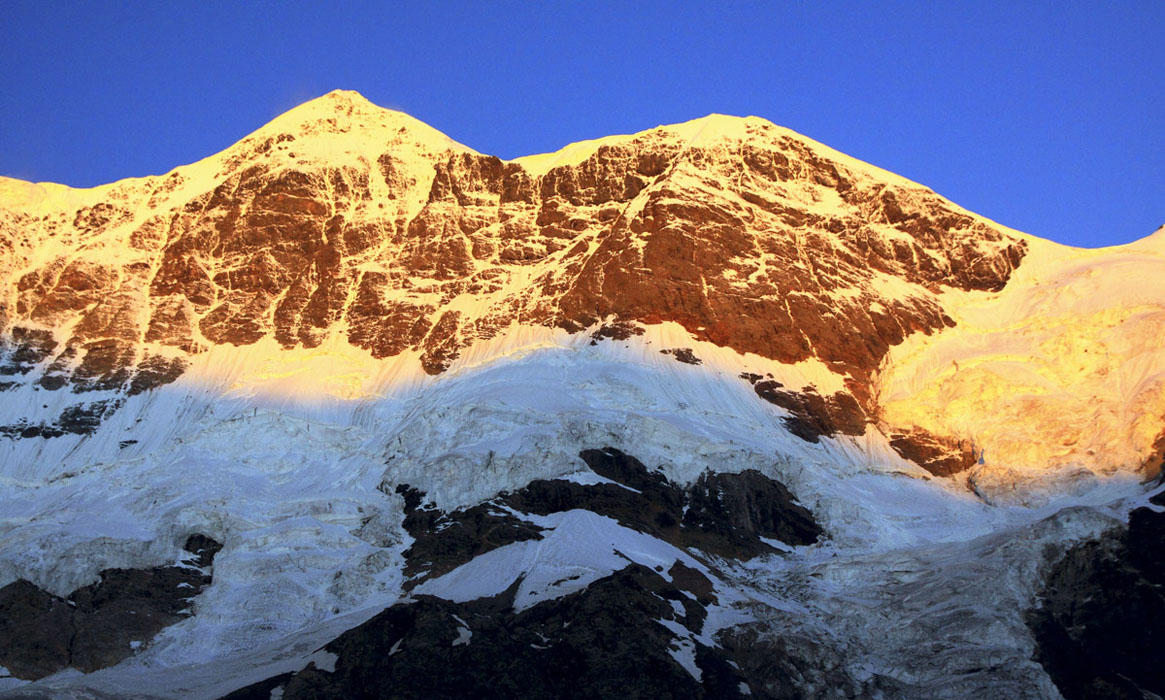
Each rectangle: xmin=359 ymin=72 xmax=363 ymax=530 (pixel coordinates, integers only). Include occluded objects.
xmin=254 ymin=445 xmax=820 ymax=699
xmin=751 ymin=378 xmax=868 ymax=444
xmin=395 ymin=485 xmax=545 ymax=589
xmin=0 ymin=327 xmax=57 ymax=376
xmin=221 ymin=564 xmax=748 ymax=700
xmin=661 ymin=347 xmax=702 ymax=365
xmin=0 ymin=534 xmax=223 ymax=680
xmin=507 ymin=448 xmax=822 ymax=559
xmin=398 ymin=447 xmax=820 ymax=584
xmin=719 ymin=624 xmax=866 ymax=700
xmin=1026 ymin=501 xmax=1165 ymax=699
xmin=888 ymin=428 xmax=979 ymax=477
xmin=0 ymin=398 xmax=125 ymax=439
xmin=683 ymin=469 xmax=822 ymax=551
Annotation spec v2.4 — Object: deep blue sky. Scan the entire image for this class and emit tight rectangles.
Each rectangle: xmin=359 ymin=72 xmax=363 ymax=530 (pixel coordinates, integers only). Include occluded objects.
xmin=2 ymin=3 xmax=1161 ymax=248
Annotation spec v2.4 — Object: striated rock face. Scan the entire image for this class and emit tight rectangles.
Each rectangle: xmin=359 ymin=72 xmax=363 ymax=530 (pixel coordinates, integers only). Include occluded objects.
xmin=750 ymin=376 xmax=868 ymax=445
xmin=888 ymin=428 xmax=979 ymax=477
xmin=0 ymin=90 xmax=1026 ymax=471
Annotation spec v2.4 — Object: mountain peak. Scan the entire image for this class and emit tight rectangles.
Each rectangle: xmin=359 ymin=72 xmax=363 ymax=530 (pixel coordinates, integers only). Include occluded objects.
xmin=317 ymin=87 xmax=374 ymax=104
xmin=1 ymin=90 xmax=1163 ymax=700
xmin=277 ymin=89 xmax=388 ymax=123
xmin=1128 ymin=222 xmax=1165 ymax=253
xmin=280 ymin=88 xmax=383 ymax=116
xmin=247 ymin=90 xmax=473 ymax=158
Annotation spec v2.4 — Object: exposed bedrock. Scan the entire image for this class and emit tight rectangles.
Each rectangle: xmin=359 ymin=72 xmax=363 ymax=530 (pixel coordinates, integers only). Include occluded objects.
xmin=226 ymin=448 xmax=821 ymax=698
xmin=750 ymin=377 xmax=868 ymax=445
xmin=1026 ymin=492 xmax=1165 ymax=699
xmin=0 ymin=534 xmax=222 ymax=680
xmin=887 ymin=428 xmax=979 ymax=477
xmin=395 ymin=447 xmax=821 ymax=589
xmin=221 ymin=564 xmax=745 ymax=700
xmin=0 ymin=95 xmax=1028 ymax=454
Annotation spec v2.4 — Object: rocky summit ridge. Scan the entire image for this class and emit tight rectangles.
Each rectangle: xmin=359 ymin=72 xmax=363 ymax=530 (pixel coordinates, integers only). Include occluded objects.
xmin=0 ymin=91 xmax=1163 ymax=699
xmin=1 ymin=89 xmax=1037 ymax=473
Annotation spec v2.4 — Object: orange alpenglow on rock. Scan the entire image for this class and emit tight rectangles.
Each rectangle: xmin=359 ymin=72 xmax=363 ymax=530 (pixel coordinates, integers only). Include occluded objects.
xmin=0 ymin=90 xmax=1162 ymax=699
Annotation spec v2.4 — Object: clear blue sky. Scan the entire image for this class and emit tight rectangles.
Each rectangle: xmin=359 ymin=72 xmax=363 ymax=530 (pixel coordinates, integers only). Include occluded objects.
xmin=2 ymin=2 xmax=1161 ymax=248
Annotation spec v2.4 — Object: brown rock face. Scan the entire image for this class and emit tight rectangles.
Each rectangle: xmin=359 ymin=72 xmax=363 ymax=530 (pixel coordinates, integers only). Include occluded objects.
xmin=1141 ymin=425 xmax=1165 ymax=478
xmin=751 ymin=378 xmax=868 ymax=443
xmin=888 ymin=429 xmax=979 ymax=477
xmin=0 ymin=93 xmax=1025 ymax=470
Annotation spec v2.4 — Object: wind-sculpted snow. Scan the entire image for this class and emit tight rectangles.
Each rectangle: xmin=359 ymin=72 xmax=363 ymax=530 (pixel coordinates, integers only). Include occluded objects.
xmin=878 ymin=228 xmax=1165 ymax=494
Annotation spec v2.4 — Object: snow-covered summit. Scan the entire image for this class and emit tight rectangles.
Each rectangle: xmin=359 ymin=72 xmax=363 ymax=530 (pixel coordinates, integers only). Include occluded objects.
xmin=1 ymin=91 xmax=1159 ymax=485
xmin=0 ymin=91 xmax=1163 ymax=699
xmin=243 ymin=88 xmax=475 ymax=158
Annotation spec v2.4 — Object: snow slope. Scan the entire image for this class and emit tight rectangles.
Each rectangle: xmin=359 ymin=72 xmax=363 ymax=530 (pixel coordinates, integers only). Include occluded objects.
xmin=879 ymin=225 xmax=1165 ymax=503
xmin=0 ymin=325 xmax=1152 ymax=698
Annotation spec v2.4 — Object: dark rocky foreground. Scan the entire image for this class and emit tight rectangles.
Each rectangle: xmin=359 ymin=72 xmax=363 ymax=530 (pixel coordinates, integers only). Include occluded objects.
xmin=0 ymin=535 xmax=221 ymax=680
xmin=397 ymin=447 xmax=821 ymax=589
xmin=220 ymin=449 xmax=821 ymax=699
xmin=210 ymin=463 xmax=1165 ymax=700
xmin=222 ymin=564 xmax=744 ymax=700
xmin=0 ymin=451 xmax=1159 ymax=698
xmin=1026 ymin=489 xmax=1165 ymax=700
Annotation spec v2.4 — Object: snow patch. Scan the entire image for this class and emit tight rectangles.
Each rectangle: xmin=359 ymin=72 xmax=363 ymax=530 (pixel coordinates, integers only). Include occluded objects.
xmin=415 ymin=509 xmax=711 ymax=610
xmin=451 ymin=614 xmax=473 ymax=647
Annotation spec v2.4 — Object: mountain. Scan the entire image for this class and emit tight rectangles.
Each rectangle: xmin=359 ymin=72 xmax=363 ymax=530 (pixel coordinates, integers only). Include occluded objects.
xmin=0 ymin=90 xmax=1162 ymax=698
